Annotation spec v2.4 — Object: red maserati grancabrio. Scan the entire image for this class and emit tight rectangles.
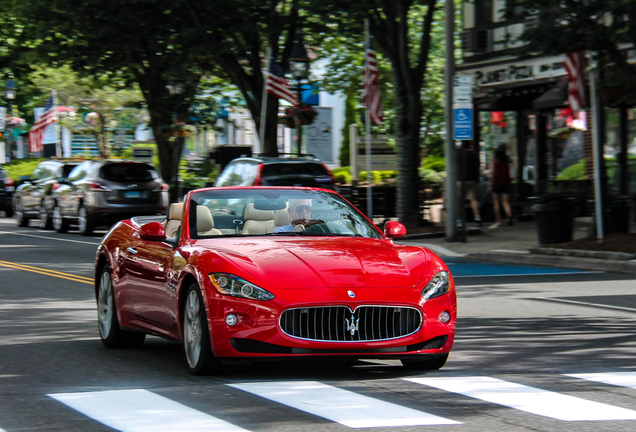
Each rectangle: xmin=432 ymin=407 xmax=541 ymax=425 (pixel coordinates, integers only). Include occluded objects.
xmin=95 ymin=187 xmax=456 ymax=374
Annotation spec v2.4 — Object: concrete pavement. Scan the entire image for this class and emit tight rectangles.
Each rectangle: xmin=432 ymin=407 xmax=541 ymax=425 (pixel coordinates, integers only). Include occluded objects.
xmin=398 ymin=217 xmax=636 ymax=275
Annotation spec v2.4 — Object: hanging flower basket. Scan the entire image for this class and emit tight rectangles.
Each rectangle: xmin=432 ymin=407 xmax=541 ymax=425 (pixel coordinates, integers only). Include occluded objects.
xmin=281 ymin=116 xmax=296 ymax=129
xmin=292 ymin=102 xmax=318 ymax=125
xmin=161 ymin=123 xmax=196 ymax=138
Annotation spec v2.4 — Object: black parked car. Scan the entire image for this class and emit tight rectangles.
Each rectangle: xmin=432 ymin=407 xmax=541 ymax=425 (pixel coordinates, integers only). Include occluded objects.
xmin=13 ymin=160 xmax=80 ymax=228
xmin=214 ymin=154 xmax=336 ymax=190
xmin=52 ymin=159 xmax=169 ymax=235
xmin=0 ymin=165 xmax=15 ymax=217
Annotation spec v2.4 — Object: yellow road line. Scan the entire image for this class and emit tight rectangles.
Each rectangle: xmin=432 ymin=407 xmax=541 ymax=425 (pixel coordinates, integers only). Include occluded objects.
xmin=0 ymin=260 xmax=93 ymax=285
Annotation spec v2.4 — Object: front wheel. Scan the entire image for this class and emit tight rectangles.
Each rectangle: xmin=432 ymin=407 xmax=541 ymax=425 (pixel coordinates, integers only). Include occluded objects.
xmin=39 ymin=201 xmax=53 ymax=230
xmin=97 ymin=265 xmax=145 ymax=348
xmin=401 ymin=353 xmax=449 ymax=371
xmin=182 ymin=283 xmax=219 ymax=375
xmin=53 ymin=204 xmax=69 ymax=233
xmin=78 ymin=205 xmax=94 ymax=236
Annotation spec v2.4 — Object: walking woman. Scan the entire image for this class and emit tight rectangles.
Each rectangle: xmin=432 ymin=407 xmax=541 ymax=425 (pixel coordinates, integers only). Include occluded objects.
xmin=488 ymin=144 xmax=513 ymax=228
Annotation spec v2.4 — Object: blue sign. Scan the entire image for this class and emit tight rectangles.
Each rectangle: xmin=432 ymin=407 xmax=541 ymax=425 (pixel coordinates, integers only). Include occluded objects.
xmin=453 ymin=107 xmax=473 ymax=140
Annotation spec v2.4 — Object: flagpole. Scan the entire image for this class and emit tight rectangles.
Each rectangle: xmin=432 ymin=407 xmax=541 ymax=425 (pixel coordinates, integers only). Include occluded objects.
xmin=52 ymin=90 xmax=61 ymax=158
xmin=364 ymin=19 xmax=373 ymax=220
xmin=259 ymin=47 xmax=271 ymax=155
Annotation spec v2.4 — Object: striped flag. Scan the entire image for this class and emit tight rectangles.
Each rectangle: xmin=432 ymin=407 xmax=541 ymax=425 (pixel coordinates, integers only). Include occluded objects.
xmin=29 ymin=95 xmax=57 ymax=153
xmin=265 ymin=57 xmax=297 ymax=105
xmin=563 ymin=49 xmax=586 ymax=116
xmin=363 ymin=39 xmax=383 ymax=125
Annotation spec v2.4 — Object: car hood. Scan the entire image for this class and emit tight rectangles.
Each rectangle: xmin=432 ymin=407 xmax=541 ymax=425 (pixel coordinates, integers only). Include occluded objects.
xmin=196 ymin=237 xmax=429 ymax=289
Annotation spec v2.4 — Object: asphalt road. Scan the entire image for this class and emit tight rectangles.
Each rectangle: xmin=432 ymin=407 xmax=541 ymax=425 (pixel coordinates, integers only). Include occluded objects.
xmin=2 ymin=217 xmax=636 ymax=432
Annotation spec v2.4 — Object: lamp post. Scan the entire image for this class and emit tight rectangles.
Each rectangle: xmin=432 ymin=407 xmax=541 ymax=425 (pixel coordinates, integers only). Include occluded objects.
xmin=5 ymin=79 xmax=16 ymax=160
xmin=290 ymin=35 xmax=310 ymax=156
xmin=166 ymin=78 xmax=186 ymax=203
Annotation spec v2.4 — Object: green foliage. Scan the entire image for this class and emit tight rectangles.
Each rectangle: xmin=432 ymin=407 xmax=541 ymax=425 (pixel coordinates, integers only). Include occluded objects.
xmin=418 ymin=167 xmax=446 ymax=186
xmin=556 ymin=159 xmax=586 ymax=180
xmin=2 ymin=158 xmax=47 ymax=182
xmin=332 ymin=166 xmax=397 ymax=185
xmin=422 ymin=155 xmax=445 ymax=172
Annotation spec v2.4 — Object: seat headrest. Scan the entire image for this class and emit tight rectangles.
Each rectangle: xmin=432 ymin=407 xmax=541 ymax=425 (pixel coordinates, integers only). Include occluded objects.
xmin=197 ymin=206 xmax=214 ymax=232
xmin=244 ymin=203 xmax=275 ymax=221
xmin=274 ymin=209 xmax=290 ymax=226
xmin=168 ymin=203 xmax=184 ymax=220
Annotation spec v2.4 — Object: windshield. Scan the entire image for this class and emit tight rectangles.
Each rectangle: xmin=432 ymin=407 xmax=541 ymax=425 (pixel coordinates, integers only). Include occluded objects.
xmin=189 ymin=188 xmax=382 ymax=239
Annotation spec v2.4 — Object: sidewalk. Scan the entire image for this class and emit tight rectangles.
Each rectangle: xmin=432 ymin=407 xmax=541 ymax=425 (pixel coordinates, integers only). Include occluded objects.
xmin=397 ymin=217 xmax=636 ymax=275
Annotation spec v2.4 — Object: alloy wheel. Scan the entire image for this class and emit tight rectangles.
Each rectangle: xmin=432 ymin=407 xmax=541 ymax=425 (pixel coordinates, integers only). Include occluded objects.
xmin=97 ymin=270 xmax=114 ymax=340
xmin=52 ymin=206 xmax=62 ymax=231
xmin=39 ymin=205 xmax=49 ymax=229
xmin=78 ymin=207 xmax=87 ymax=233
xmin=183 ymin=290 xmax=202 ymax=368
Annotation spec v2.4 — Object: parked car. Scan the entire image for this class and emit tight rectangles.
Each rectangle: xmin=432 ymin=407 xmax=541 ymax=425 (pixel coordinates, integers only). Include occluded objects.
xmin=95 ymin=186 xmax=456 ymax=374
xmin=52 ymin=159 xmax=169 ymax=235
xmin=13 ymin=160 xmax=80 ymax=228
xmin=214 ymin=155 xmax=336 ymax=190
xmin=0 ymin=165 xmax=15 ymax=217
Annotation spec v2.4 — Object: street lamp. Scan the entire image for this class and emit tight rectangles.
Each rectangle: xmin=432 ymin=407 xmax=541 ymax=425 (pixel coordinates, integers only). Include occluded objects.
xmin=166 ymin=78 xmax=186 ymax=203
xmin=290 ymin=35 xmax=310 ymax=156
xmin=5 ymin=79 xmax=16 ymax=160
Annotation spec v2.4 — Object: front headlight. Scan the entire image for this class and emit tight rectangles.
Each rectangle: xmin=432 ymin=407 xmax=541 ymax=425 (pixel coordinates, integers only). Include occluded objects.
xmin=420 ymin=271 xmax=450 ymax=300
xmin=209 ymin=273 xmax=275 ymax=301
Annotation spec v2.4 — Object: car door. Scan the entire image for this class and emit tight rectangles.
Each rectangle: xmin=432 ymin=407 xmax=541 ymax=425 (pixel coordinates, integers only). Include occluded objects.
xmin=123 ymin=231 xmax=181 ymax=335
xmin=62 ymin=161 xmax=91 ymax=217
xmin=20 ymin=167 xmax=41 ymax=216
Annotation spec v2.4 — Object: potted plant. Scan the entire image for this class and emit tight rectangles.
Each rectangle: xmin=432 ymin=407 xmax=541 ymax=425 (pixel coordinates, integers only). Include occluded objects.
xmin=293 ymin=102 xmax=318 ymax=125
xmin=281 ymin=107 xmax=296 ymax=129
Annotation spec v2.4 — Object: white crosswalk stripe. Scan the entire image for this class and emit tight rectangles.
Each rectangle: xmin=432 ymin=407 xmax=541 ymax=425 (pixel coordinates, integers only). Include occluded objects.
xmin=566 ymin=372 xmax=636 ymax=389
xmin=228 ymin=380 xmax=460 ymax=428
xmin=48 ymin=389 xmax=250 ymax=432
xmin=404 ymin=376 xmax=636 ymax=421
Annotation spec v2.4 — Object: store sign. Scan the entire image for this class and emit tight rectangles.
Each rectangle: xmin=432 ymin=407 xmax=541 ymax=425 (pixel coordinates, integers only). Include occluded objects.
xmin=466 ymin=55 xmax=567 ymax=87
xmin=305 ymin=107 xmax=333 ymax=163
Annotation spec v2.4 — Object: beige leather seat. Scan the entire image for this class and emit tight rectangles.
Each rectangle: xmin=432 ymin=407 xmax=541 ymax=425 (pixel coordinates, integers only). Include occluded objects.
xmin=266 ymin=209 xmax=291 ymax=233
xmin=197 ymin=206 xmax=222 ymax=236
xmin=164 ymin=203 xmax=183 ymax=237
xmin=241 ymin=203 xmax=275 ymax=235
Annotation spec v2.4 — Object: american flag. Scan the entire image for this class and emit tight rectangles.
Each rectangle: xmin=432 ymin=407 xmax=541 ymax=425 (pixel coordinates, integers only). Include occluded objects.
xmin=563 ymin=49 xmax=586 ymax=116
xmin=265 ymin=57 xmax=297 ymax=105
xmin=29 ymin=95 xmax=57 ymax=153
xmin=363 ymin=40 xmax=383 ymax=125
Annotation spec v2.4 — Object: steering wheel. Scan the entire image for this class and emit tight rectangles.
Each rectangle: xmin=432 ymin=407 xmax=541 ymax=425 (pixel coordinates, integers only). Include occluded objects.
xmin=303 ymin=220 xmax=329 ymax=233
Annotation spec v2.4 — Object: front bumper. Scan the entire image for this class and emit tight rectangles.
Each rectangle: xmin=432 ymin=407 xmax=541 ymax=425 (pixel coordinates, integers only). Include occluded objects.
xmin=202 ymin=285 xmax=456 ymax=359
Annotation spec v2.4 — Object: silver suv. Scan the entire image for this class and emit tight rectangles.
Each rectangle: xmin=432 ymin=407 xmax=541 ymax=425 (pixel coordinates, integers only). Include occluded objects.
xmin=52 ymin=160 xmax=168 ymax=235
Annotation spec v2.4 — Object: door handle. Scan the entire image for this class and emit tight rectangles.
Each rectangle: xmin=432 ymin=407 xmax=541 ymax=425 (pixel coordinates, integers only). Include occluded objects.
xmin=127 ymin=247 xmax=138 ymax=255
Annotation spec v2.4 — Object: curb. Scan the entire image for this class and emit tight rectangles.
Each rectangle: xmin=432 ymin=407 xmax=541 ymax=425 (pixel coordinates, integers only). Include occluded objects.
xmin=466 ymin=251 xmax=636 ymax=275
xmin=529 ymin=247 xmax=636 ymax=261
xmin=402 ymin=227 xmax=482 ymax=240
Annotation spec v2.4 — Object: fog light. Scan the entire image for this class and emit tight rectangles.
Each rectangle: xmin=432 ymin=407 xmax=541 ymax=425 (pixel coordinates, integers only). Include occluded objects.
xmin=439 ymin=311 xmax=451 ymax=324
xmin=225 ymin=314 xmax=238 ymax=326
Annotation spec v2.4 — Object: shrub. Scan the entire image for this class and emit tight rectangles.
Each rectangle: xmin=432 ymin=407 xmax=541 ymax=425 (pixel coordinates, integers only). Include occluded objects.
xmin=556 ymin=159 xmax=585 ymax=180
xmin=422 ymin=155 xmax=445 ymax=172
xmin=3 ymin=158 xmax=47 ymax=183
xmin=333 ymin=171 xmax=352 ymax=184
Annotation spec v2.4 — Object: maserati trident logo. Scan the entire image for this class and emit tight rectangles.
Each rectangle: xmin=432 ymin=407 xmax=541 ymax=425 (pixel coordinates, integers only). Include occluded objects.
xmin=345 ymin=314 xmax=360 ymax=336
xmin=347 ymin=290 xmax=355 ymax=298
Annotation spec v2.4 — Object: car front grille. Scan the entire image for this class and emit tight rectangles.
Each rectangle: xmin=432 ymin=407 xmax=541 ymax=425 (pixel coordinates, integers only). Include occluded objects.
xmin=279 ymin=305 xmax=422 ymax=342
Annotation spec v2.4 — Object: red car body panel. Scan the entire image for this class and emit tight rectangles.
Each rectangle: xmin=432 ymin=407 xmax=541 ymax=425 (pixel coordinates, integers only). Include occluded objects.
xmin=95 ymin=187 xmax=457 ymax=361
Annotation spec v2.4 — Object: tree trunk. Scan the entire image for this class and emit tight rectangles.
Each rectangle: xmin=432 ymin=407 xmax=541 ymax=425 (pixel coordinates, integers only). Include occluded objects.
xmin=393 ymin=75 xmax=424 ymax=229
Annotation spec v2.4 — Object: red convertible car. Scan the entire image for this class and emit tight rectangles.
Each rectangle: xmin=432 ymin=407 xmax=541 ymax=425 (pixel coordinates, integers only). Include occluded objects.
xmin=95 ymin=187 xmax=456 ymax=374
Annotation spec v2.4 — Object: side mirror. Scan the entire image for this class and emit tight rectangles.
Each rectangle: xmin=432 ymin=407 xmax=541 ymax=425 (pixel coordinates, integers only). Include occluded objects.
xmin=139 ymin=222 xmax=167 ymax=241
xmin=384 ymin=221 xmax=406 ymax=239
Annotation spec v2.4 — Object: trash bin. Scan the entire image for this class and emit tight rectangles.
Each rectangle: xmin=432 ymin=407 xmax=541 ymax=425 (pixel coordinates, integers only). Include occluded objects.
xmin=604 ymin=197 xmax=631 ymax=234
xmin=531 ymin=197 xmax=575 ymax=246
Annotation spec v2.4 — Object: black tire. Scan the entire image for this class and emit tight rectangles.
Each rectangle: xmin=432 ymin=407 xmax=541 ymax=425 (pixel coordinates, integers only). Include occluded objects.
xmin=97 ymin=265 xmax=146 ymax=348
xmin=401 ymin=353 xmax=449 ymax=371
xmin=182 ymin=282 xmax=219 ymax=375
xmin=53 ymin=204 xmax=69 ymax=233
xmin=4 ymin=207 xmax=14 ymax=218
xmin=39 ymin=201 xmax=53 ymax=230
xmin=78 ymin=204 xmax=94 ymax=236
xmin=15 ymin=200 xmax=29 ymax=227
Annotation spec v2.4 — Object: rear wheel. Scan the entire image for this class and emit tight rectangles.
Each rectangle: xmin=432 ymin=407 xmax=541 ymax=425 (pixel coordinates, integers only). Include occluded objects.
xmin=53 ymin=204 xmax=69 ymax=233
xmin=4 ymin=207 xmax=13 ymax=218
xmin=15 ymin=200 xmax=29 ymax=227
xmin=78 ymin=204 xmax=94 ymax=236
xmin=183 ymin=282 xmax=219 ymax=375
xmin=97 ymin=265 xmax=145 ymax=348
xmin=39 ymin=201 xmax=53 ymax=230
xmin=401 ymin=353 xmax=449 ymax=371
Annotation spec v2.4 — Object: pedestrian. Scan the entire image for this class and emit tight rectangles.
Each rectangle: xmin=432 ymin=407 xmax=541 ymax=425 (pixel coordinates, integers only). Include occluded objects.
xmin=457 ymin=140 xmax=482 ymax=227
xmin=488 ymin=143 xmax=513 ymax=228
